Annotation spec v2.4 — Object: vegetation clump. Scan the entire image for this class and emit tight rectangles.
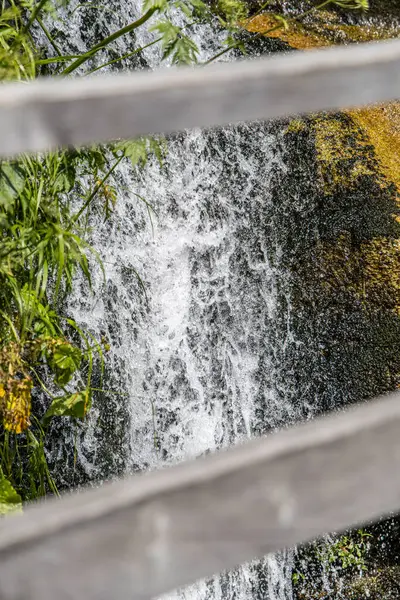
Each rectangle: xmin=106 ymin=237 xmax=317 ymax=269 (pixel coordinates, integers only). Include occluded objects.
xmin=293 ymin=530 xmax=400 ymax=599
xmin=0 ymin=0 xmax=172 ymax=509
xmin=293 ymin=530 xmax=373 ymax=599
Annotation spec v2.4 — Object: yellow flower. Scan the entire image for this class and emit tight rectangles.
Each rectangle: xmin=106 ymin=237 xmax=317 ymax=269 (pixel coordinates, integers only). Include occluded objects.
xmin=2 ymin=379 xmax=32 ymax=434
xmin=0 ymin=383 xmax=6 ymax=414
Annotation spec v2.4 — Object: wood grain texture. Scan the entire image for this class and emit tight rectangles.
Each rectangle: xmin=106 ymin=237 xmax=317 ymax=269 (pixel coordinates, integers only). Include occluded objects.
xmin=1 ymin=391 xmax=400 ymax=599
xmin=0 ymin=38 xmax=400 ymax=156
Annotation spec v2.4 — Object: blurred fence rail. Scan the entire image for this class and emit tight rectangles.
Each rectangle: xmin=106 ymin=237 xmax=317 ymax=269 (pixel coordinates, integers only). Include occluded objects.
xmin=0 ymin=38 xmax=400 ymax=156
xmin=1 ymin=391 xmax=400 ymax=600
xmin=0 ymin=37 xmax=400 ymax=600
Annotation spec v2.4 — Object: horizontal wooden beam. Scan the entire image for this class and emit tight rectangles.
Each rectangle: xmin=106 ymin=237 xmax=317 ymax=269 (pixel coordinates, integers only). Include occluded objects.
xmin=1 ymin=391 xmax=400 ymax=599
xmin=0 ymin=38 xmax=400 ymax=156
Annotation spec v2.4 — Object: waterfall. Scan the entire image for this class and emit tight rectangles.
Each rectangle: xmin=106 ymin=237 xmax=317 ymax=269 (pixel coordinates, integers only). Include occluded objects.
xmin=66 ymin=121 xmax=297 ymax=600
xmin=39 ymin=2 xmax=305 ymax=598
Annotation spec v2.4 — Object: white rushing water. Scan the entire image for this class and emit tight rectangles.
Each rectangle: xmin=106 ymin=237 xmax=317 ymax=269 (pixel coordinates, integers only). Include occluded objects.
xmin=43 ymin=1 xmax=301 ymax=597
xmin=68 ymin=122 xmax=296 ymax=599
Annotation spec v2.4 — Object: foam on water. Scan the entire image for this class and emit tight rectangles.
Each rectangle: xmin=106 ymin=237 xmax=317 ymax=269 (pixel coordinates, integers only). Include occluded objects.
xmin=42 ymin=2 xmax=298 ymax=597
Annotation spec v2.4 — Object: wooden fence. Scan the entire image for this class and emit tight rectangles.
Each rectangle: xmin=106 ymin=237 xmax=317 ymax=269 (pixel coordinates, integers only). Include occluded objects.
xmin=0 ymin=37 xmax=400 ymax=600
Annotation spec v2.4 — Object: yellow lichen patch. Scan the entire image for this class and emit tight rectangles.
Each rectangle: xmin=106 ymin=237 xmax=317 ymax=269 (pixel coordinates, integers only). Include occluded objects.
xmin=245 ymin=12 xmax=400 ymax=196
xmin=316 ymin=233 xmax=400 ymax=315
xmin=310 ymin=21 xmax=400 ymax=45
xmin=312 ymin=116 xmax=377 ymax=194
xmin=361 ymin=238 xmax=400 ymax=314
xmin=1 ymin=378 xmax=32 ymax=434
xmin=284 ymin=119 xmax=306 ymax=135
xmin=348 ymin=102 xmax=400 ymax=195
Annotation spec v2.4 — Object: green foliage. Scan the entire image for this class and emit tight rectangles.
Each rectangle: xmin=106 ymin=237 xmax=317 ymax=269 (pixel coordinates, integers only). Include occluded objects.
xmin=0 ymin=0 xmax=173 ymax=503
xmin=0 ymin=148 xmax=106 ymax=498
xmin=292 ymin=571 xmax=305 ymax=586
xmin=294 ymin=530 xmax=373 ymax=599
xmin=149 ymin=0 xmax=208 ymax=66
xmin=316 ymin=530 xmax=372 ymax=571
xmin=0 ymin=466 xmax=22 ymax=515
xmin=216 ymin=0 xmax=248 ymax=26
xmin=142 ymin=0 xmax=168 ymax=12
xmin=0 ymin=2 xmax=35 ymax=80
xmin=151 ymin=19 xmax=199 ymax=63
xmin=114 ymin=137 xmax=165 ymax=168
xmin=43 ymin=391 xmax=91 ymax=424
xmin=26 ymin=428 xmax=59 ymax=497
xmin=49 ymin=342 xmax=82 ymax=386
xmin=332 ymin=0 xmax=369 ymax=9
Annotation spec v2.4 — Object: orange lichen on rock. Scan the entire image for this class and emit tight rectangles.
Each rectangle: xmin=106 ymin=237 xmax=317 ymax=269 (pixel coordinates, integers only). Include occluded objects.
xmin=246 ymin=14 xmax=328 ymax=50
xmin=245 ymin=12 xmax=400 ymax=51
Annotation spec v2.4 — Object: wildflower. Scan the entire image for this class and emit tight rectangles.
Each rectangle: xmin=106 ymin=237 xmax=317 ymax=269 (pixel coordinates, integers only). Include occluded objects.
xmin=2 ymin=378 xmax=32 ymax=434
xmin=0 ymin=384 xmax=5 ymax=411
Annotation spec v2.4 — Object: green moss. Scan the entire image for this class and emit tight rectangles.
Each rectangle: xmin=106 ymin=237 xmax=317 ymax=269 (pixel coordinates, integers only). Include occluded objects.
xmin=244 ymin=3 xmax=400 ymax=200
xmin=294 ymin=566 xmax=400 ymax=600
xmin=285 ymin=119 xmax=307 ymax=134
xmin=309 ymin=114 xmax=400 ymax=318
xmin=277 ymin=107 xmax=400 ymax=414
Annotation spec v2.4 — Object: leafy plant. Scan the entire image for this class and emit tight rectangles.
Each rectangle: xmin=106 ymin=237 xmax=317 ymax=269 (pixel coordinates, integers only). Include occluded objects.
xmin=293 ymin=530 xmax=373 ymax=599
xmin=317 ymin=530 xmax=372 ymax=572
xmin=0 ymin=2 xmax=35 ymax=80
xmin=0 ymin=0 xmax=173 ymax=503
xmin=292 ymin=571 xmax=306 ymax=586
xmin=0 ymin=466 xmax=22 ymax=515
xmin=0 ymin=149 xmax=106 ymax=499
xmin=43 ymin=391 xmax=91 ymax=423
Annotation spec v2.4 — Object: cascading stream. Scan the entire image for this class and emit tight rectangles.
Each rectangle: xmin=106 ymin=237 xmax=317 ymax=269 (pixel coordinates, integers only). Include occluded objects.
xmin=41 ymin=2 xmax=306 ymax=597
xmin=67 ymin=122 xmax=297 ymax=600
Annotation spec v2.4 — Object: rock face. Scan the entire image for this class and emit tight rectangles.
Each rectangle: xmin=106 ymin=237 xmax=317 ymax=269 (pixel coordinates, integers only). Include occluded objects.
xmin=239 ymin=3 xmax=400 ymax=598
xmin=238 ymin=0 xmax=400 ymax=412
xmin=278 ymin=111 xmax=400 ymax=413
xmin=245 ymin=4 xmax=400 ymax=191
xmin=348 ymin=566 xmax=400 ymax=599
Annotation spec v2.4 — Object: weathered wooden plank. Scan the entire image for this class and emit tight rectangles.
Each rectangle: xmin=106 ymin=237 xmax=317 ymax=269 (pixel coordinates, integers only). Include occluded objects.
xmin=0 ymin=38 xmax=400 ymax=156
xmin=1 ymin=391 xmax=400 ymax=600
